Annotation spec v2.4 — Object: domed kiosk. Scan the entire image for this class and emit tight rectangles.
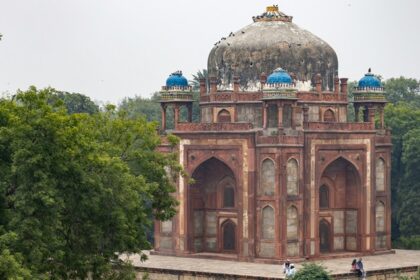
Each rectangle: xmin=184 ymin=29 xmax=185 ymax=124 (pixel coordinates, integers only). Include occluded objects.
xmin=208 ymin=5 xmax=338 ymax=90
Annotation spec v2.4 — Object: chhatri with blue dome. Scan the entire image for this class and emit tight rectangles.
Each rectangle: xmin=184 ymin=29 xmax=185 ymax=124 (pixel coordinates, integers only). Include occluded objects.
xmin=358 ymin=68 xmax=382 ymax=89
xmin=166 ymin=70 xmax=189 ymax=88
xmin=266 ymin=67 xmax=293 ymax=85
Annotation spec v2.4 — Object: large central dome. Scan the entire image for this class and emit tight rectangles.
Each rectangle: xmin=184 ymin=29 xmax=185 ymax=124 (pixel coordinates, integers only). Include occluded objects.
xmin=208 ymin=5 xmax=338 ymax=90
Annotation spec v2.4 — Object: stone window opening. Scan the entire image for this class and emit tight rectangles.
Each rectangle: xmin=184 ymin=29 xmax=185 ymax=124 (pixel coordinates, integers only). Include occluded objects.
xmin=223 ymin=186 xmax=235 ymax=208
xmin=319 ymin=185 xmax=330 ymax=209
xmin=376 ymin=158 xmax=386 ymax=192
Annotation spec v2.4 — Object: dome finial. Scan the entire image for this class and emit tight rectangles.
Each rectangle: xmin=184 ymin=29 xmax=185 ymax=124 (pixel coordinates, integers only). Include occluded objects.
xmin=368 ymin=68 xmax=371 ymax=73
xmin=266 ymin=5 xmax=279 ymax=12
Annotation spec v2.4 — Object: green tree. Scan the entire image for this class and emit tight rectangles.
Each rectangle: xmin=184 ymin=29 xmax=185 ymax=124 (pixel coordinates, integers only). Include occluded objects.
xmin=190 ymin=69 xmax=208 ymax=91
xmin=383 ymin=77 xmax=420 ymax=106
xmin=291 ymin=263 xmax=332 ymax=280
xmin=119 ymin=93 xmax=161 ymax=122
xmin=0 ymin=86 xmax=180 ymax=279
xmin=50 ymin=90 xmax=100 ymax=114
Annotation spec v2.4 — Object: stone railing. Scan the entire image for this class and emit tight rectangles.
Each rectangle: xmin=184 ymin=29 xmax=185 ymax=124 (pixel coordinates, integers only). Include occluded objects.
xmin=160 ymin=92 xmax=193 ymax=101
xmin=298 ymin=92 xmax=348 ymax=102
xmin=256 ymin=134 xmax=304 ymax=145
xmin=236 ymin=92 xmax=263 ymax=102
xmin=307 ymin=122 xmax=375 ymax=130
xmin=353 ymin=93 xmax=386 ymax=101
xmin=211 ymin=92 xmax=232 ymax=102
xmin=262 ymin=90 xmax=297 ymax=100
xmin=175 ymin=122 xmax=253 ymax=132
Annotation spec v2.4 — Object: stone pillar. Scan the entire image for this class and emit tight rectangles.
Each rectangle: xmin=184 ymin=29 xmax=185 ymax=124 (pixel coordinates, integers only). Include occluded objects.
xmin=334 ymin=77 xmax=340 ymax=94
xmin=368 ymin=106 xmax=376 ymax=124
xmin=340 ymin=78 xmax=348 ymax=94
xmin=363 ymin=106 xmax=369 ymax=122
xmin=174 ymin=104 xmax=180 ymax=128
xmin=260 ymin=72 xmax=267 ymax=90
xmin=199 ymin=78 xmax=206 ymax=96
xmin=315 ymin=73 xmax=322 ymax=93
xmin=233 ymin=75 xmax=240 ymax=92
xmin=263 ymin=103 xmax=268 ymax=129
xmin=210 ymin=76 xmax=217 ymax=94
xmin=187 ymin=104 xmax=193 ymax=122
xmin=161 ymin=104 xmax=167 ymax=131
xmin=354 ymin=104 xmax=360 ymax=122
xmin=277 ymin=103 xmax=283 ymax=129
xmin=379 ymin=106 xmax=385 ymax=129
xmin=303 ymin=105 xmax=309 ymax=129
xmin=291 ymin=105 xmax=297 ymax=129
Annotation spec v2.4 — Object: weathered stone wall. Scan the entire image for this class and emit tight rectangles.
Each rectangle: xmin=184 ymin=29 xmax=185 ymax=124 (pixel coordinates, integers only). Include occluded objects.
xmin=236 ymin=104 xmax=262 ymax=127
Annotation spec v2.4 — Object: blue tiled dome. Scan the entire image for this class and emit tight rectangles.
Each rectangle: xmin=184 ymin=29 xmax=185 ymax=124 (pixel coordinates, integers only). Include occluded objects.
xmin=267 ymin=68 xmax=293 ymax=84
xmin=166 ymin=71 xmax=188 ymax=87
xmin=358 ymin=69 xmax=382 ymax=88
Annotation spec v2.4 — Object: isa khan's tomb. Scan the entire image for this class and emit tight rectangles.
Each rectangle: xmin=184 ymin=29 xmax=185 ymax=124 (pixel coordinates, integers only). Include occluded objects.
xmin=154 ymin=5 xmax=393 ymax=263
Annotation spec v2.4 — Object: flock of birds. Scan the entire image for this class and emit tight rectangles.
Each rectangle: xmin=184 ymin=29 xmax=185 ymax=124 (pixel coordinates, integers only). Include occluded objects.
xmin=213 ymin=30 xmax=246 ymax=49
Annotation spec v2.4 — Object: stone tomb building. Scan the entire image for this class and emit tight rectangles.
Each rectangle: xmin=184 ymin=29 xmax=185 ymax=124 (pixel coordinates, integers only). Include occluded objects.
xmin=154 ymin=6 xmax=392 ymax=262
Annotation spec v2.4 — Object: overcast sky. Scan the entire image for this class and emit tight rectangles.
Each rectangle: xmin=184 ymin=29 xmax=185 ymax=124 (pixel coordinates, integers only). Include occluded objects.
xmin=1 ymin=0 xmax=419 ymax=104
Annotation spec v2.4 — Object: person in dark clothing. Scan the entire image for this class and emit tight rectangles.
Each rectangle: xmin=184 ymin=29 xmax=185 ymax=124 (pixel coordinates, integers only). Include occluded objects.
xmin=356 ymin=258 xmax=366 ymax=278
xmin=351 ymin=259 xmax=357 ymax=272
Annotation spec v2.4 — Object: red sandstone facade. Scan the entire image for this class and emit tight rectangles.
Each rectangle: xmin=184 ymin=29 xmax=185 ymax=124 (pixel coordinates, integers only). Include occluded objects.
xmin=154 ymin=72 xmax=392 ymax=262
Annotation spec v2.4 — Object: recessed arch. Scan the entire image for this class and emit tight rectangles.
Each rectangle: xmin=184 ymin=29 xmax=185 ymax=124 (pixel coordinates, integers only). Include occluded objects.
xmin=189 ymin=157 xmax=237 ymax=253
xmin=375 ymin=201 xmax=385 ymax=232
xmin=319 ymin=219 xmax=331 ymax=253
xmin=376 ymin=157 xmax=386 ymax=192
xmin=287 ymin=206 xmax=299 ymax=240
xmin=286 ymin=158 xmax=299 ymax=195
xmin=323 ymin=109 xmax=336 ymax=122
xmin=217 ymin=109 xmax=231 ymax=123
xmin=319 ymin=185 xmax=330 ymax=209
xmin=319 ymin=156 xmax=362 ymax=252
xmin=221 ymin=219 xmax=236 ymax=251
xmin=262 ymin=205 xmax=275 ymax=240
xmin=260 ymin=158 xmax=275 ymax=196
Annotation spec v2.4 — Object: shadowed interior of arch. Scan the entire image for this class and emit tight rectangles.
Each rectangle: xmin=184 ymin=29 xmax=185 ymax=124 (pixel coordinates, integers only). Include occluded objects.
xmin=319 ymin=157 xmax=362 ymax=253
xmin=189 ymin=157 xmax=237 ymax=253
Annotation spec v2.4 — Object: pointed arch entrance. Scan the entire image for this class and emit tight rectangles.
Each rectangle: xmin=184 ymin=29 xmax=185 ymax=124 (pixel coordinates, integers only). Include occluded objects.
xmin=319 ymin=157 xmax=362 ymax=253
xmin=188 ymin=157 xmax=238 ymax=254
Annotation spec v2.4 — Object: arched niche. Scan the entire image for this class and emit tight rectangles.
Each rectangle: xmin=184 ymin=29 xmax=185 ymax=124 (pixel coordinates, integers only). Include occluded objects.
xmin=319 ymin=219 xmax=331 ymax=253
xmin=319 ymin=185 xmax=330 ymax=209
xmin=189 ymin=157 xmax=237 ymax=253
xmin=222 ymin=220 xmax=236 ymax=251
xmin=260 ymin=158 xmax=275 ymax=196
xmin=323 ymin=109 xmax=336 ymax=122
xmin=262 ymin=205 xmax=275 ymax=240
xmin=286 ymin=158 xmax=299 ymax=195
xmin=287 ymin=206 xmax=298 ymax=240
xmin=217 ymin=109 xmax=231 ymax=123
xmin=376 ymin=158 xmax=386 ymax=192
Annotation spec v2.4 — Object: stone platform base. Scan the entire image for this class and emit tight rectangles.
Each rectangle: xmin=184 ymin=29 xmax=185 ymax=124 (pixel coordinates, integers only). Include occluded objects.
xmin=126 ymin=250 xmax=420 ymax=280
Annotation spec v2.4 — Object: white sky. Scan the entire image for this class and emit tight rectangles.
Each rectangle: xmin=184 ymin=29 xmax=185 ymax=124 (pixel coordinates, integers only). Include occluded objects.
xmin=0 ymin=0 xmax=419 ymax=104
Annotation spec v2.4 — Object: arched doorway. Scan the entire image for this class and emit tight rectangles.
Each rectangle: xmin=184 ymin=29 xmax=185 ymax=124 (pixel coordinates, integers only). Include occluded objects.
xmin=319 ymin=157 xmax=362 ymax=253
xmin=319 ymin=220 xmax=331 ymax=253
xmin=222 ymin=220 xmax=236 ymax=251
xmin=189 ymin=158 xmax=237 ymax=254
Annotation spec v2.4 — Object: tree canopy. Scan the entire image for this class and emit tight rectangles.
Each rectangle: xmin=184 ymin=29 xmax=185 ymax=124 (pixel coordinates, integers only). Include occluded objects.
xmin=0 ymin=87 xmax=180 ymax=279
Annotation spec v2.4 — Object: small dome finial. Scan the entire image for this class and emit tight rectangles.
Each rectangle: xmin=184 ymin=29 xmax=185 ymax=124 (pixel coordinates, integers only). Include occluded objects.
xmin=266 ymin=5 xmax=279 ymax=12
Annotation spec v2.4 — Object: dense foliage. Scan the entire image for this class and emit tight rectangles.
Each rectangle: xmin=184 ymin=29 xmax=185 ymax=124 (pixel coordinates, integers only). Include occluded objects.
xmin=0 ymin=87 xmax=180 ymax=279
xmin=290 ymin=263 xmax=332 ymax=280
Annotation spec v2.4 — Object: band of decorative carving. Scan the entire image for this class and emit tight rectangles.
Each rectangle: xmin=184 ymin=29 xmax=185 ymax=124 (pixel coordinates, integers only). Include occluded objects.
xmin=176 ymin=123 xmax=253 ymax=132
xmin=307 ymin=122 xmax=375 ymax=130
